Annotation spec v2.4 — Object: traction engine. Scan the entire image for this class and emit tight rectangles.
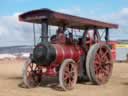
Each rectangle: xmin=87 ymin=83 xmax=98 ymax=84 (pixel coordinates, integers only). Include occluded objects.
xmin=19 ymin=8 xmax=118 ymax=90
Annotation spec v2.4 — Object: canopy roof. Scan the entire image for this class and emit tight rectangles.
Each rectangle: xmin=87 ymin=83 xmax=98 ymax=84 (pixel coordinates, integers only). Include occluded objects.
xmin=19 ymin=8 xmax=118 ymax=29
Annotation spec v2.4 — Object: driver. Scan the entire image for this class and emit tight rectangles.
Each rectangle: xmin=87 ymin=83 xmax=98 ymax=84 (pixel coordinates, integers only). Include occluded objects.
xmin=56 ymin=28 xmax=66 ymax=44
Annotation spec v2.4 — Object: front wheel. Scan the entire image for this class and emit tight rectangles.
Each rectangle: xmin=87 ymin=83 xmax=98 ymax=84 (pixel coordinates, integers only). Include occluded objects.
xmin=59 ymin=59 xmax=78 ymax=91
xmin=22 ymin=58 xmax=42 ymax=88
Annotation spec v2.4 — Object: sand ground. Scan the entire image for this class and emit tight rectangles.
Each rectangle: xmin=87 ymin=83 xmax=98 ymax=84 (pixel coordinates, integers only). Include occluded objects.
xmin=0 ymin=59 xmax=128 ymax=96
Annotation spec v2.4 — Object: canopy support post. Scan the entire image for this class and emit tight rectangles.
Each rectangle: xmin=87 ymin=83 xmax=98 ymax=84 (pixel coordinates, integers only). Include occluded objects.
xmin=82 ymin=28 xmax=89 ymax=50
xmin=94 ymin=27 xmax=100 ymax=41
xmin=105 ymin=28 xmax=109 ymax=42
xmin=33 ymin=23 xmax=36 ymax=47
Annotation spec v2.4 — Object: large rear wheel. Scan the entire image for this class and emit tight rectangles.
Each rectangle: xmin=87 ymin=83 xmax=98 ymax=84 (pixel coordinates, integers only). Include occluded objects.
xmin=86 ymin=43 xmax=113 ymax=85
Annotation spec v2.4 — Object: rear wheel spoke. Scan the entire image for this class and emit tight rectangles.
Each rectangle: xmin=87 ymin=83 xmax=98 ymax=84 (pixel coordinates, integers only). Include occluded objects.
xmin=102 ymin=50 xmax=109 ymax=59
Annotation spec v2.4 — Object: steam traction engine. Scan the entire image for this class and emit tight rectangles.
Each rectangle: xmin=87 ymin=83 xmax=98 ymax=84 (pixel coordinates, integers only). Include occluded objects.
xmin=19 ymin=9 xmax=118 ymax=90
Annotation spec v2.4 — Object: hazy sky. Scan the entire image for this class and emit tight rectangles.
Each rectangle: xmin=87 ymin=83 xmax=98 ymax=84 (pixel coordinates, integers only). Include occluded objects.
xmin=0 ymin=0 xmax=128 ymax=46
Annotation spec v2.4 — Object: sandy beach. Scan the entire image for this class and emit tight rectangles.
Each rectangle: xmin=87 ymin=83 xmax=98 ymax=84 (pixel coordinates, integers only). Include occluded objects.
xmin=0 ymin=59 xmax=128 ymax=96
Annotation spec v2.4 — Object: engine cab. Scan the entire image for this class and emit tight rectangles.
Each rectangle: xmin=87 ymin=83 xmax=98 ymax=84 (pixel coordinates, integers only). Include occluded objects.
xmin=31 ymin=20 xmax=84 ymax=66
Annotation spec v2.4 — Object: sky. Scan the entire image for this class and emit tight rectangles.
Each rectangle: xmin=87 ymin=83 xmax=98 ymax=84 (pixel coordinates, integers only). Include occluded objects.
xmin=0 ymin=0 xmax=128 ymax=46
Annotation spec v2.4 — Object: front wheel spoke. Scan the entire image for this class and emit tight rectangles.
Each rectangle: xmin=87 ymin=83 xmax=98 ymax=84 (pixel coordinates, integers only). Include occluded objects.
xmin=34 ymin=65 xmax=38 ymax=70
xmin=70 ymin=71 xmax=75 ymax=77
xmin=68 ymin=63 xmax=73 ymax=71
xmin=71 ymin=66 xmax=74 ymax=71
xmin=25 ymin=62 xmax=42 ymax=87
xmin=65 ymin=65 xmax=70 ymax=72
xmin=64 ymin=69 xmax=69 ymax=74
xmin=28 ymin=64 xmax=33 ymax=71
xmin=64 ymin=75 xmax=69 ymax=80
xmin=68 ymin=78 xmax=73 ymax=87
xmin=27 ymin=73 xmax=32 ymax=80
xmin=64 ymin=72 xmax=69 ymax=80
xmin=70 ymin=67 xmax=75 ymax=73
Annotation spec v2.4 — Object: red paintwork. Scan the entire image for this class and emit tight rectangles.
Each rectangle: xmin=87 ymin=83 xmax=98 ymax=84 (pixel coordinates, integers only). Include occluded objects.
xmin=44 ymin=41 xmax=116 ymax=77
xmin=53 ymin=44 xmax=84 ymax=65
xmin=108 ymin=41 xmax=117 ymax=61
xmin=37 ymin=66 xmax=57 ymax=77
xmin=37 ymin=44 xmax=83 ymax=77
xmin=46 ymin=66 xmax=56 ymax=76
xmin=111 ymin=49 xmax=116 ymax=61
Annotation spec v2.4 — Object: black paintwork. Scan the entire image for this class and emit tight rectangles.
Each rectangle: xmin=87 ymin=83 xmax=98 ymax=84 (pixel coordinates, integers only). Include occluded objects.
xmin=32 ymin=42 xmax=56 ymax=66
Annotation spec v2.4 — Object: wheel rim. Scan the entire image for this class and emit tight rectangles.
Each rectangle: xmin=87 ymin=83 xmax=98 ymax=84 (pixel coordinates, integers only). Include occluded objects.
xmin=59 ymin=59 xmax=77 ymax=90
xmin=94 ymin=46 xmax=112 ymax=84
xmin=23 ymin=60 xmax=42 ymax=88
xmin=63 ymin=63 xmax=76 ymax=89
